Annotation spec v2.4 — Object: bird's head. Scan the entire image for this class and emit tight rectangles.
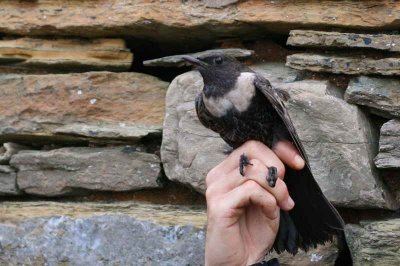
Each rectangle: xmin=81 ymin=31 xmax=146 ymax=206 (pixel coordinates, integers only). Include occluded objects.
xmin=182 ymin=54 xmax=248 ymax=97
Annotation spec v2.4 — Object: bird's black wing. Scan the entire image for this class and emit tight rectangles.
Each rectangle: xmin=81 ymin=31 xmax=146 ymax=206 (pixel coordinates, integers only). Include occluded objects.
xmin=253 ymin=74 xmax=349 ymax=260
xmin=253 ymin=75 xmax=310 ymax=165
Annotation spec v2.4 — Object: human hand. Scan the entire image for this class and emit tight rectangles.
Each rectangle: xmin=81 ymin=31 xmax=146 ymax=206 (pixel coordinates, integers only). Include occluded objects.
xmin=204 ymin=140 xmax=305 ymax=266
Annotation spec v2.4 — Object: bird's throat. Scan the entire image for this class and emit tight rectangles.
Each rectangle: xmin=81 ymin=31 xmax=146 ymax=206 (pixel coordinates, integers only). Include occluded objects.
xmin=202 ymin=72 xmax=256 ymax=117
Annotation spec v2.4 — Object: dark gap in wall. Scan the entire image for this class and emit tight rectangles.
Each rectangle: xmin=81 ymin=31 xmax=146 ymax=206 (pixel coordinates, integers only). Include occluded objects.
xmin=125 ymin=37 xmax=213 ymax=82
xmin=125 ymin=34 xmax=291 ymax=82
xmin=2 ymin=179 xmax=206 ymax=206
xmin=338 ymin=207 xmax=400 ymax=224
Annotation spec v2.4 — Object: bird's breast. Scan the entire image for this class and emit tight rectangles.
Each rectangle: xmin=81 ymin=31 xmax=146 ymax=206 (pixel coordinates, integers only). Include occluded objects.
xmin=203 ymin=72 xmax=256 ymax=117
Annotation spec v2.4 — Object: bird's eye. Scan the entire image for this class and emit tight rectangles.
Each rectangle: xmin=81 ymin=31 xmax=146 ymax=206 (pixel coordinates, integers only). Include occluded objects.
xmin=214 ymin=57 xmax=223 ymax=65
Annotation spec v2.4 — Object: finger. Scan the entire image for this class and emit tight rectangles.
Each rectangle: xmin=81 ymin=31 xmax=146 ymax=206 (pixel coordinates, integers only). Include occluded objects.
xmin=218 ymin=180 xmax=280 ymax=220
xmin=209 ymin=141 xmax=285 ymax=185
xmin=273 ymin=140 xmax=305 ymax=170
xmin=208 ymin=159 xmax=294 ymax=211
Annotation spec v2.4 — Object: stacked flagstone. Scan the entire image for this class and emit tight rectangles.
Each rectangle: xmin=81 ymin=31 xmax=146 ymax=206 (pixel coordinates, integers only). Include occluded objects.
xmin=0 ymin=1 xmax=400 ymax=265
xmin=286 ymin=29 xmax=400 ymax=265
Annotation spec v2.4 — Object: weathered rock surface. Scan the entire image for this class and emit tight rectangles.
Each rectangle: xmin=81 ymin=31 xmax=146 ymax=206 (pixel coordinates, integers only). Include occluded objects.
xmin=0 ymin=166 xmax=19 ymax=195
xmin=0 ymin=201 xmax=206 ymax=265
xmin=345 ymin=219 xmax=400 ymax=266
xmin=143 ymin=48 xmax=253 ymax=67
xmin=277 ymin=81 xmax=390 ymax=209
xmin=0 ymin=72 xmax=168 ymax=143
xmin=0 ymin=201 xmax=338 ymax=265
xmin=1 ymin=1 xmax=400 ymax=44
xmin=345 ymin=76 xmax=400 ymax=118
xmin=10 ymin=147 xmax=162 ymax=196
xmin=202 ymin=0 xmax=239 ymax=8
xmin=0 ymin=38 xmax=132 ymax=73
xmin=286 ymin=53 xmax=400 ymax=76
xmin=375 ymin=120 xmax=400 ymax=168
xmin=287 ymin=30 xmax=400 ymax=52
xmin=0 ymin=142 xmax=28 ymax=164
xmin=161 ymin=64 xmax=394 ymax=209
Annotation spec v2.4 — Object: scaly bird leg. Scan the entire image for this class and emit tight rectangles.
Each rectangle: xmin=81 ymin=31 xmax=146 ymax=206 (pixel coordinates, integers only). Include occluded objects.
xmin=239 ymin=153 xmax=252 ymax=176
xmin=267 ymin=166 xmax=278 ymax=188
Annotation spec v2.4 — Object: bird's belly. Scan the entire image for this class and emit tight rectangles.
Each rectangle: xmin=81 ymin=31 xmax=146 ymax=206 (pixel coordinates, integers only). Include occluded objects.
xmin=221 ymin=110 xmax=276 ymax=148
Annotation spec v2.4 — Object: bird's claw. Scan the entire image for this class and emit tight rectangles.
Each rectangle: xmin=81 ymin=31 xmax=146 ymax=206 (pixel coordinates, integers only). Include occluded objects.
xmin=267 ymin=166 xmax=278 ymax=187
xmin=239 ymin=153 xmax=252 ymax=176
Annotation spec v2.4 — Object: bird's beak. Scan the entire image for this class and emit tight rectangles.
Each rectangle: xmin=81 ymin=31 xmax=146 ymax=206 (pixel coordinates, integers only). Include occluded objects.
xmin=181 ymin=55 xmax=208 ymax=69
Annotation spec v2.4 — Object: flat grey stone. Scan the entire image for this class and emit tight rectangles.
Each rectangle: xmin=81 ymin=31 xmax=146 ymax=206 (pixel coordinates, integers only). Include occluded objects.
xmin=0 ymin=38 xmax=133 ymax=73
xmin=345 ymin=76 xmax=400 ymax=118
xmin=161 ymin=63 xmax=394 ymax=209
xmin=287 ymin=30 xmax=400 ymax=52
xmin=345 ymin=218 xmax=400 ymax=266
xmin=0 ymin=201 xmax=338 ymax=265
xmin=10 ymin=147 xmax=162 ymax=196
xmin=0 ymin=165 xmax=19 ymax=195
xmin=202 ymin=0 xmax=239 ymax=8
xmin=53 ymin=123 xmax=162 ymax=139
xmin=143 ymin=48 xmax=254 ymax=67
xmin=287 ymin=53 xmax=400 ymax=76
xmin=0 ymin=202 xmax=205 ymax=266
xmin=375 ymin=119 xmax=400 ymax=168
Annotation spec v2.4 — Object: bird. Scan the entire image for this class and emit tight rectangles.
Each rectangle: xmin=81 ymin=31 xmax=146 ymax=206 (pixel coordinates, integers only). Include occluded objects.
xmin=182 ymin=54 xmax=352 ymax=265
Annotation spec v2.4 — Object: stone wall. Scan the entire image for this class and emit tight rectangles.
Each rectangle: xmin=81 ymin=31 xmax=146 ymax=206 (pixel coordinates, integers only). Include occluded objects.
xmin=1 ymin=1 xmax=400 ymax=265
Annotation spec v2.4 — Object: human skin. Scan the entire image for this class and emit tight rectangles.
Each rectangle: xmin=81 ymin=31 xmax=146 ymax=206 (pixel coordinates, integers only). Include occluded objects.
xmin=204 ymin=140 xmax=305 ymax=266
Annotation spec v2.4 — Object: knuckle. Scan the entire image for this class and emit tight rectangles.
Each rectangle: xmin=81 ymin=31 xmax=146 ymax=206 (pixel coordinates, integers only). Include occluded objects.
xmin=244 ymin=180 xmax=260 ymax=190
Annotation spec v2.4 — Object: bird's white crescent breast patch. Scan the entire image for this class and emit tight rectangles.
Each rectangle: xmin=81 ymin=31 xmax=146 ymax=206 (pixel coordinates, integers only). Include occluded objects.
xmin=203 ymin=72 xmax=256 ymax=117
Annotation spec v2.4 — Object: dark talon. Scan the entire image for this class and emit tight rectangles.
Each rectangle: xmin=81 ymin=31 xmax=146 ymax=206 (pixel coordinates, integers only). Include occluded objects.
xmin=239 ymin=153 xmax=252 ymax=176
xmin=267 ymin=166 xmax=278 ymax=187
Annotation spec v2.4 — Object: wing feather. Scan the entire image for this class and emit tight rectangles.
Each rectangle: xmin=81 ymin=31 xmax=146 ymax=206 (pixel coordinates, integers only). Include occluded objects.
xmin=253 ymin=74 xmax=311 ymax=165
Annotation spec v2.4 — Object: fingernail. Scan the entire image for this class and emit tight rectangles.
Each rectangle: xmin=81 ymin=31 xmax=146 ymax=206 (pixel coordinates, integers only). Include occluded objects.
xmin=294 ymin=155 xmax=305 ymax=169
xmin=287 ymin=197 xmax=295 ymax=208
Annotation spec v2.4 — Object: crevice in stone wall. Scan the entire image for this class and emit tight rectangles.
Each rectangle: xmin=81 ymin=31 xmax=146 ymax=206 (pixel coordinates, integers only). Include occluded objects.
xmin=2 ymin=178 xmax=206 ymax=206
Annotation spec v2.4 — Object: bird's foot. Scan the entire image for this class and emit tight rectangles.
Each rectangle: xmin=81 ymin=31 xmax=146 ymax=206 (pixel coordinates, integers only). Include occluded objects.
xmin=267 ymin=166 xmax=278 ymax=187
xmin=239 ymin=153 xmax=252 ymax=176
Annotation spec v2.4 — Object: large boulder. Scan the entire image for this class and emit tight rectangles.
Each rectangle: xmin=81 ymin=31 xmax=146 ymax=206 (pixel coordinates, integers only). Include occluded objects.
xmin=0 ymin=1 xmax=400 ymax=44
xmin=345 ymin=218 xmax=400 ymax=266
xmin=0 ymin=72 xmax=168 ymax=144
xmin=10 ymin=147 xmax=162 ymax=196
xmin=161 ymin=64 xmax=394 ymax=209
